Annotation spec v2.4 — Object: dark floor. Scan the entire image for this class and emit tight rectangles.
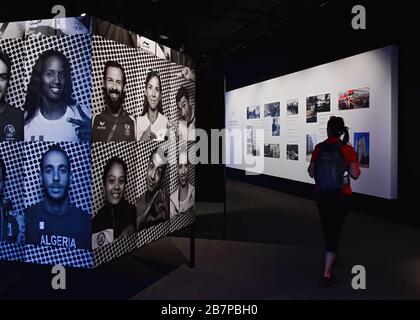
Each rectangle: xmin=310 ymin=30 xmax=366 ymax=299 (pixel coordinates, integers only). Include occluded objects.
xmin=136 ymin=179 xmax=420 ymax=299
xmin=1 ymin=178 xmax=420 ymax=299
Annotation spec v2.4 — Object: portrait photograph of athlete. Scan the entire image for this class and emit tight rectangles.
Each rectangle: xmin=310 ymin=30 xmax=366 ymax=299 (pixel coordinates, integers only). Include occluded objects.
xmin=23 ymin=49 xmax=91 ymax=142
xmin=136 ymin=70 xmax=169 ymax=142
xmin=24 ymin=144 xmax=91 ymax=250
xmin=92 ymin=156 xmax=137 ymax=249
xmin=92 ymin=60 xmax=136 ymax=142
xmin=136 ymin=147 xmax=169 ymax=230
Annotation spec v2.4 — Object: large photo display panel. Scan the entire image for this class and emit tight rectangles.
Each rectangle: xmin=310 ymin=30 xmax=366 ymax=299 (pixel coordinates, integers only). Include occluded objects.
xmin=1 ymin=16 xmax=196 ymax=267
xmin=225 ymin=46 xmax=397 ymax=199
xmin=89 ymin=19 xmax=195 ymax=266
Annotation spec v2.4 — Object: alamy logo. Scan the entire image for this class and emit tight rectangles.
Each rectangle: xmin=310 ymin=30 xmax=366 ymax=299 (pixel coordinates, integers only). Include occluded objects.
xmin=51 ymin=265 xmax=66 ymax=290
xmin=351 ymin=265 xmax=367 ymax=290
xmin=351 ymin=5 xmax=366 ymax=30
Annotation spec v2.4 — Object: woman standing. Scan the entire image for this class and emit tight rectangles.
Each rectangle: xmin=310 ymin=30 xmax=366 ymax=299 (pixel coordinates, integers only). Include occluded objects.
xmin=307 ymin=116 xmax=361 ymax=286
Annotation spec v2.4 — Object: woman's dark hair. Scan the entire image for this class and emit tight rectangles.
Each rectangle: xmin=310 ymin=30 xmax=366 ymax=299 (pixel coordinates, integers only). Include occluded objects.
xmin=175 ymin=85 xmax=189 ymax=105
xmin=0 ymin=49 xmax=12 ymax=83
xmin=141 ymin=70 xmax=164 ymax=116
xmin=102 ymin=157 xmax=128 ymax=185
xmin=327 ymin=116 xmax=349 ymax=144
xmin=23 ymin=49 xmax=74 ymax=124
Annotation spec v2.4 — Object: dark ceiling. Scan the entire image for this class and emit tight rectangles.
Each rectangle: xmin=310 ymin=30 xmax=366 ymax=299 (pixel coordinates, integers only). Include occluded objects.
xmin=1 ymin=0 xmax=417 ymax=70
xmin=1 ymin=0 xmax=329 ymax=64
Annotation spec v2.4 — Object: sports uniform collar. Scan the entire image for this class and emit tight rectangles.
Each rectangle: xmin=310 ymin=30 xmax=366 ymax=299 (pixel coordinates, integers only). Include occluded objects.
xmin=104 ymin=106 xmax=127 ymax=118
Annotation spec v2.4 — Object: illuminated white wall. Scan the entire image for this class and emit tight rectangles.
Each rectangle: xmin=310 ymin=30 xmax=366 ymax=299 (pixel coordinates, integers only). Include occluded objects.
xmin=225 ymin=46 xmax=398 ymax=199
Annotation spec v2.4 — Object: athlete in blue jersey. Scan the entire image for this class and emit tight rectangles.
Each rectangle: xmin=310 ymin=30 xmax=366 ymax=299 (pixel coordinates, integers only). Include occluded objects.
xmin=24 ymin=144 xmax=91 ymax=250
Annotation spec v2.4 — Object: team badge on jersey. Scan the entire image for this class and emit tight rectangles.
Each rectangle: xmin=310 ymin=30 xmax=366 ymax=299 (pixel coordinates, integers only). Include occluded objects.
xmin=4 ymin=124 xmax=16 ymax=140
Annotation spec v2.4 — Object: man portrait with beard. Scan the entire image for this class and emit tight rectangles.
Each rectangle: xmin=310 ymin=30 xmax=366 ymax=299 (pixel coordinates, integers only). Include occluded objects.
xmin=92 ymin=60 xmax=136 ymax=142
xmin=24 ymin=144 xmax=91 ymax=250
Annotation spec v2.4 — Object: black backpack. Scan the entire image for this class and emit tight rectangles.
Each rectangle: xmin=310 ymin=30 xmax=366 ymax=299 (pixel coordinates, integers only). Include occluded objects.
xmin=314 ymin=141 xmax=347 ymax=192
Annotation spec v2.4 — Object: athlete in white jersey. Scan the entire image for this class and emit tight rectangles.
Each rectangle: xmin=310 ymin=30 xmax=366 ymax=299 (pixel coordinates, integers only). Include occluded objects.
xmin=23 ymin=49 xmax=91 ymax=142
xmin=25 ymin=104 xmax=90 ymax=142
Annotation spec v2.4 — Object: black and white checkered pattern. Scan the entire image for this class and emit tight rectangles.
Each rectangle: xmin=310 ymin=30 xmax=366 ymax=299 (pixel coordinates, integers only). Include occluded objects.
xmin=93 ymin=232 xmax=137 ymax=268
xmin=0 ymin=242 xmax=25 ymax=262
xmin=24 ymin=244 xmax=93 ymax=268
xmin=170 ymin=206 xmax=195 ymax=234
xmin=137 ymin=219 xmax=170 ymax=248
xmin=24 ymin=34 xmax=92 ymax=113
xmin=0 ymin=39 xmax=26 ymax=110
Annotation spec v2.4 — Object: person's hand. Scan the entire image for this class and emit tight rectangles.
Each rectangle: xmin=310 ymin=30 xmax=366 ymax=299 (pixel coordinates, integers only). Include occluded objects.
xmin=67 ymin=105 xmax=91 ymax=142
xmin=167 ymin=121 xmax=180 ymax=141
xmin=140 ymin=124 xmax=157 ymax=141
xmin=154 ymin=192 xmax=167 ymax=219
xmin=138 ymin=191 xmax=160 ymax=226
xmin=178 ymin=67 xmax=195 ymax=82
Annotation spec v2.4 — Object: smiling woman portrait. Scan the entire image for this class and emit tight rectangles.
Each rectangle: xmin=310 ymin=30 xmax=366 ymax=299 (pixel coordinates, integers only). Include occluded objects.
xmin=23 ymin=49 xmax=91 ymax=142
xmin=136 ymin=70 xmax=169 ymax=142
xmin=92 ymin=156 xmax=137 ymax=249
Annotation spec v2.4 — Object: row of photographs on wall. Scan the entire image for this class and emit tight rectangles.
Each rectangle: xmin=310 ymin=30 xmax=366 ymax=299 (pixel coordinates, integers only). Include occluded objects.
xmin=247 ymin=102 xmax=280 ymax=120
xmin=246 ymin=118 xmax=280 ymax=143
xmin=0 ymin=142 xmax=195 ymax=251
xmin=245 ymin=87 xmax=370 ymax=121
xmin=0 ymin=41 xmax=195 ymax=143
xmin=0 ymin=17 xmax=194 ymax=68
xmin=247 ymin=143 xmax=298 ymax=160
xmin=247 ymin=132 xmax=370 ymax=168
